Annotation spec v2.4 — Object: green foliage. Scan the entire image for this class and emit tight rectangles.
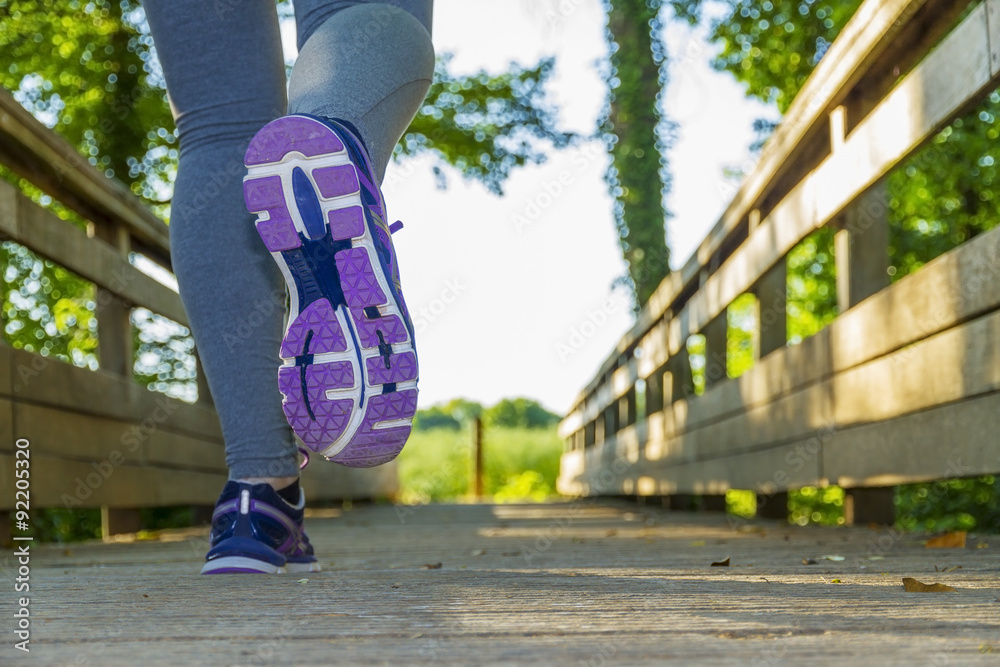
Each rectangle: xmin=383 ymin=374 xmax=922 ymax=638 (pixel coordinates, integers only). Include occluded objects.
xmin=0 ymin=0 xmax=176 ymax=204
xmin=396 ymin=424 xmax=563 ymax=504
xmin=686 ymin=333 xmax=706 ymax=396
xmin=29 ymin=508 xmax=102 ymax=543
xmin=397 ymin=56 xmax=574 ymax=195
xmin=2 ymin=241 xmax=99 ymax=369
xmin=726 ymin=293 xmax=756 ymax=378
xmin=412 ymin=398 xmax=484 ymax=431
xmin=711 ymin=0 xmax=864 ymax=114
xmin=789 ymin=486 xmax=845 ymax=526
xmin=601 ymin=0 xmax=672 ymax=308
xmin=726 ymin=489 xmax=756 ymax=518
xmin=482 ymin=397 xmax=559 ymax=429
xmin=887 ymin=94 xmax=1000 ymax=281
xmin=896 ymin=476 xmax=1000 ymax=533
xmin=785 ymin=227 xmax=837 ymax=344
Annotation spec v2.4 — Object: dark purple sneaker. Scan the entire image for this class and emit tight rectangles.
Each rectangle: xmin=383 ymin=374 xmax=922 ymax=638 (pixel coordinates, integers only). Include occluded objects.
xmin=243 ymin=114 xmax=418 ymax=468
xmin=201 ymin=481 xmax=319 ymax=575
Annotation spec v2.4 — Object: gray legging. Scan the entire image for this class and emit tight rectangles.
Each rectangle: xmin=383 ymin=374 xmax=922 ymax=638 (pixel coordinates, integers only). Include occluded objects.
xmin=143 ymin=0 xmax=434 ymax=479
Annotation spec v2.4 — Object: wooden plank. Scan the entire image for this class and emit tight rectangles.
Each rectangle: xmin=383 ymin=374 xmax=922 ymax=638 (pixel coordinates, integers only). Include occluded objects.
xmin=302 ymin=460 xmax=399 ymax=503
xmin=833 ymin=309 xmax=1000 ymax=426
xmin=1 ymin=454 xmax=225 ymax=508
xmin=19 ymin=502 xmax=1000 ymax=665
xmin=824 ymin=390 xmax=1000 ymax=486
xmin=12 ymin=403 xmax=225 ymax=472
xmin=0 ymin=181 xmax=189 ymax=326
xmin=0 ymin=88 xmax=172 ymax=262
xmin=10 ymin=347 xmax=222 ymax=440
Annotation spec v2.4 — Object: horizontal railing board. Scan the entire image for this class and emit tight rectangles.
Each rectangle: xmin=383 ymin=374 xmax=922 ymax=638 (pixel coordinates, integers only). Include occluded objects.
xmin=13 ymin=402 xmax=224 ymax=472
xmin=0 ymin=88 xmax=172 ymax=264
xmin=562 ymin=388 xmax=1000 ymax=494
xmin=823 ymin=391 xmax=1000 ymax=487
xmin=4 ymin=346 xmax=223 ymax=442
xmin=637 ymin=306 xmax=998 ymax=466
xmin=569 ymin=0 xmax=964 ymax=408
xmin=0 ymin=181 xmax=188 ymax=326
xmin=0 ymin=454 xmax=225 ymax=509
xmin=0 ymin=398 xmax=12 ymax=450
xmin=0 ymin=454 xmax=399 ymax=510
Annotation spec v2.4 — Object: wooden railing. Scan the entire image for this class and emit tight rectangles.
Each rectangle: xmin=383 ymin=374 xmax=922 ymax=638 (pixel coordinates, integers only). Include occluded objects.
xmin=0 ymin=88 xmax=395 ymax=537
xmin=558 ymin=0 xmax=1000 ymax=523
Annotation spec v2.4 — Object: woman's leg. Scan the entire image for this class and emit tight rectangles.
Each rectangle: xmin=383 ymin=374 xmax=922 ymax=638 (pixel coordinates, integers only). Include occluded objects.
xmin=289 ymin=1 xmax=435 ymax=182
xmin=143 ymin=0 xmax=299 ymax=484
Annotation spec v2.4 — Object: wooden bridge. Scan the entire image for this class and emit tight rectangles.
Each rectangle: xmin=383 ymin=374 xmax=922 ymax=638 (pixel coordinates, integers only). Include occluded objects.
xmin=0 ymin=0 xmax=998 ymax=663
xmin=558 ymin=0 xmax=1000 ymax=524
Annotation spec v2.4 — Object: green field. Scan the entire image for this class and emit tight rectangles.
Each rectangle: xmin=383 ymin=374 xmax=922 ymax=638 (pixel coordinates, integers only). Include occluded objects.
xmin=396 ymin=425 xmax=563 ymax=504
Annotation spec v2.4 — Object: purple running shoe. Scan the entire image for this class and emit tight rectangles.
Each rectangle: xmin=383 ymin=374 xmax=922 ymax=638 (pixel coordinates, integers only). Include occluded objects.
xmin=243 ymin=115 xmax=418 ymax=468
xmin=201 ymin=481 xmax=319 ymax=575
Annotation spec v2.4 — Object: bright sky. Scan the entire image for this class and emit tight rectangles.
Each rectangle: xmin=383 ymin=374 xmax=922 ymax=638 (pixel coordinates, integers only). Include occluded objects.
xmin=279 ymin=0 xmax=776 ymax=414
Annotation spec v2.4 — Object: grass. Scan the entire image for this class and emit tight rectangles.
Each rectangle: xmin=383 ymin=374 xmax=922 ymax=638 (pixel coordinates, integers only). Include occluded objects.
xmin=396 ymin=425 xmax=563 ymax=504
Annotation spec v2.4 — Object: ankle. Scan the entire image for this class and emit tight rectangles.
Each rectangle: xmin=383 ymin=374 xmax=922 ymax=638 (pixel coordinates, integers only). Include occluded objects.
xmin=234 ymin=475 xmax=299 ymax=491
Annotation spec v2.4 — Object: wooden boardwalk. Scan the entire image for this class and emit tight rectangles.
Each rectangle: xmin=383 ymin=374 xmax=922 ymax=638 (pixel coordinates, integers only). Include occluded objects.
xmin=5 ymin=501 xmax=999 ymax=665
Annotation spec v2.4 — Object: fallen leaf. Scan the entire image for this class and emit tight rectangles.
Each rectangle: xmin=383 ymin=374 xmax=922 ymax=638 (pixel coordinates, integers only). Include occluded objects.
xmin=976 ymin=542 xmax=989 ymax=549
xmin=925 ymin=531 xmax=966 ymax=549
xmin=605 ymin=530 xmax=617 ymax=537
xmin=830 ymin=579 xmax=842 ymax=584
xmin=689 ymin=540 xmax=706 ymax=547
xmin=820 ymin=555 xmax=845 ymax=561
xmin=902 ymin=577 xmax=956 ymax=593
xmin=802 ymin=558 xmax=818 ymax=565
xmin=422 ymin=562 xmax=443 ymax=569
xmin=297 ymin=579 xmax=309 ymax=584
xmin=142 ymin=594 xmax=149 ymax=598
xmin=711 ymin=557 xmax=731 ymax=567
xmin=470 ymin=549 xmax=485 ymax=556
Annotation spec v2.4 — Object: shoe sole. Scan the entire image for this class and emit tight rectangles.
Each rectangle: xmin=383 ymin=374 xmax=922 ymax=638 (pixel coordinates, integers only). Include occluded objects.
xmin=201 ymin=555 xmax=285 ymax=574
xmin=243 ymin=116 xmax=418 ymax=467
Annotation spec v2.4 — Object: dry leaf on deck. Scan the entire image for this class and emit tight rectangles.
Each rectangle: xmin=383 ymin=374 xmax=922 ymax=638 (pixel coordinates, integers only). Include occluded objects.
xmin=902 ymin=577 xmax=956 ymax=593
xmin=802 ymin=558 xmax=818 ymax=565
xmin=422 ymin=562 xmax=443 ymax=569
xmin=925 ymin=531 xmax=966 ymax=548
xmin=710 ymin=556 xmax=731 ymax=567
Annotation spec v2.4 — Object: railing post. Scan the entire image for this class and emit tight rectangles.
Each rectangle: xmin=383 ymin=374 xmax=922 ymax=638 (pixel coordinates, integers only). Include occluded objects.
xmin=844 ymin=487 xmax=895 ymax=526
xmin=471 ymin=417 xmax=483 ymax=500
xmin=756 ymin=491 xmax=789 ymax=521
xmin=668 ymin=353 xmax=693 ymax=402
xmin=93 ymin=222 xmax=133 ymax=378
xmin=93 ymin=222 xmax=143 ymax=539
xmin=702 ymin=314 xmax=728 ymax=389
xmin=835 ymin=180 xmax=890 ymax=312
xmin=756 ymin=257 xmax=787 ymax=358
xmin=644 ymin=368 xmax=664 ymax=416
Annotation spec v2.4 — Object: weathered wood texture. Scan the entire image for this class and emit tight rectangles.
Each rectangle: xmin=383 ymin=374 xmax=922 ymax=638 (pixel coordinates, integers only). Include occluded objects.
xmin=3 ymin=503 xmax=997 ymax=665
xmin=559 ymin=0 xmax=1000 ymax=503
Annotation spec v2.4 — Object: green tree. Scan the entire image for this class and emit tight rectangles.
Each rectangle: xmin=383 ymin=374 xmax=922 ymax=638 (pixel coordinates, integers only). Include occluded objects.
xmin=601 ymin=0 xmax=673 ymax=308
xmin=482 ymin=397 xmax=559 ymax=429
